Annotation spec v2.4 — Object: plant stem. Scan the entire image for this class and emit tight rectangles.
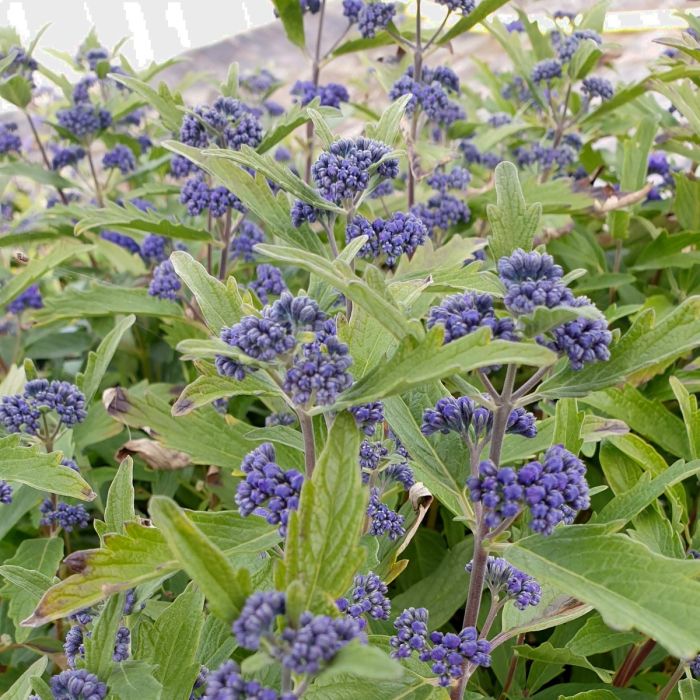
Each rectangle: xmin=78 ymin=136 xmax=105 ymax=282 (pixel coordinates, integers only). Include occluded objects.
xmin=423 ymin=9 xmax=451 ymax=51
xmin=25 ymin=111 xmax=68 ymax=205
xmin=407 ymin=0 xmax=422 ymax=209
xmin=658 ymin=662 xmax=685 ymax=700
xmin=86 ymin=147 xmax=104 ymax=206
xmin=497 ymin=634 xmax=525 ymax=700
xmin=219 ymin=209 xmax=233 ymax=280
xmin=613 ymin=639 xmax=657 ymax=687
xmin=512 ymin=365 xmax=550 ymax=402
xmin=451 ymin=365 xmax=517 ymax=700
xmin=305 ymin=0 xmax=327 ymax=183
xmin=298 ymin=409 xmax=316 ymax=477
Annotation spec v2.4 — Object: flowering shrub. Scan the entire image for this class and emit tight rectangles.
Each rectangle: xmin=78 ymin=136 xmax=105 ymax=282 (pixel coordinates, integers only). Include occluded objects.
xmin=1 ymin=3 xmax=700 ymax=700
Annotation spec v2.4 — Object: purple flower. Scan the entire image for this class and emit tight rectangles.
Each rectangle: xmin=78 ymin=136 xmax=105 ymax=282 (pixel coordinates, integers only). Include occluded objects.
xmin=24 ymin=379 xmax=87 ymax=427
xmin=384 ymin=462 xmax=415 ymax=490
xmin=434 ymin=0 xmax=475 ymax=14
xmin=411 ymin=193 xmax=470 ymax=234
xmin=148 ymin=260 xmax=181 ymax=300
xmin=279 ymin=612 xmax=365 ymax=674
xmin=224 ymin=113 xmax=263 ymax=150
xmin=518 ymin=444 xmax=590 ymax=534
xmin=532 ymin=59 xmax=562 ymax=83
xmin=350 ymin=401 xmax=384 ymax=435
xmin=300 ymin=0 xmax=322 ymax=12
xmin=202 ymin=660 xmax=289 ymax=700
xmin=50 ymin=669 xmax=107 ymax=700
xmin=140 ymin=234 xmax=168 ymax=263
xmin=390 ymin=607 xmax=430 ymax=658
xmin=57 ymin=104 xmax=112 ymax=139
xmin=180 ymin=176 xmax=210 ymax=216
xmin=102 ymin=145 xmax=136 ymax=174
xmin=0 ymin=394 xmax=40 ymax=434
xmin=359 ymin=439 xmax=389 ymax=473
xmin=421 ymin=396 xmax=476 ymax=436
xmin=337 ymin=571 xmax=391 ymax=624
xmin=648 ymin=152 xmax=669 ymax=176
xmin=171 ymin=154 xmax=198 ymax=178
xmin=242 ymin=68 xmax=277 ymax=94
xmin=249 ymin=264 xmax=287 ymax=304
xmin=347 ymin=213 xmax=428 ymax=268
xmin=265 ymin=412 xmax=296 ymax=427
xmin=691 ymin=655 xmax=700 ymax=679
xmin=230 ymin=221 xmax=264 ymax=261
xmin=51 ymin=145 xmax=85 ymax=170
xmin=6 ymin=284 xmax=43 ymax=314
xmin=507 ymin=407 xmax=537 ymax=438
xmin=467 ymin=556 xmax=541 ymax=609
xmin=582 ymin=76 xmax=614 ymax=101
xmin=64 ymin=625 xmax=85 ymax=667
xmin=428 ymin=628 xmax=491 ymax=687
xmin=232 ymin=590 xmax=286 ymax=650
xmin=367 ymin=487 xmax=405 ymax=539
xmin=0 ymin=480 xmax=12 ymax=504
xmin=40 ymin=499 xmax=90 ymax=532
xmin=312 ymin=137 xmax=398 ymax=205
xmin=235 ymin=443 xmax=303 ymax=536
xmin=113 ymin=626 xmax=130 ymax=662
xmin=0 ymin=122 xmax=21 ymax=155
xmin=343 ymin=0 xmax=364 ymax=22
xmin=545 ymin=315 xmax=612 ymax=370
xmin=506 ymin=19 xmax=525 ymax=32
xmin=427 ymin=292 xmax=516 ymax=343
xmin=274 ymin=146 xmax=291 ymax=162
xmin=291 ymin=199 xmax=321 ymax=227
xmin=101 ymin=230 xmax=140 ymax=255
xmin=291 ymin=80 xmax=350 ymax=108
xmin=467 ymin=460 xmax=524 ymax=529
xmin=358 ymin=2 xmax=395 ymax=38
xmin=427 ymin=167 xmax=471 ymax=193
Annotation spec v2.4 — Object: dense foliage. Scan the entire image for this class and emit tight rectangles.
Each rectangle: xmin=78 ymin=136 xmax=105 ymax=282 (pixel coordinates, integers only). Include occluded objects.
xmin=2 ymin=1 xmax=700 ymax=699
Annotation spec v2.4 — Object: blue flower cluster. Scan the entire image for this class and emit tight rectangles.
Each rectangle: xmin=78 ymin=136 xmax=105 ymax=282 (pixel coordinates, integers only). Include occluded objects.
xmin=6 ymin=284 xmax=43 ymax=314
xmin=0 ymin=46 xmax=37 ymax=81
xmin=337 ymin=571 xmax=391 ymax=626
xmin=57 ymin=103 xmax=112 ymax=139
xmin=64 ymin=624 xmax=130 ymax=668
xmin=235 ymin=443 xmax=303 ymax=536
xmin=100 ymin=230 xmax=140 ymax=255
xmin=582 ymin=76 xmax=614 ymax=101
xmin=367 ymin=487 xmax=405 ymax=539
xmin=532 ymin=58 xmax=562 ymax=84
xmin=202 ymin=660 xmax=293 ymax=700
xmin=51 ymin=145 xmax=86 ymax=170
xmin=140 ymin=234 xmax=169 ymax=264
xmin=435 ymin=0 xmax=476 ymax=14
xmin=241 ymin=68 xmax=277 ymax=94
xmin=545 ymin=316 xmax=612 ymax=370
xmin=230 ymin=221 xmax=264 ymax=262
xmin=232 ymin=590 xmax=365 ymax=676
xmin=421 ymin=396 xmax=536 ymax=441
xmin=40 ymin=499 xmax=90 ymax=532
xmin=0 ymin=122 xmax=21 ymax=155
xmin=359 ymin=439 xmax=389 ymax=472
xmin=390 ymin=607 xmax=491 ymax=687
xmin=342 ymin=0 xmax=364 ymax=22
xmin=290 ymin=200 xmax=322 ymax=228
xmin=467 ymin=556 xmax=542 ymax=610
xmin=346 ymin=212 xmax=428 ymax=268
xmin=426 ymin=166 xmax=471 ymax=193
xmin=311 ymin=137 xmax=398 ymax=206
xmin=49 ymin=668 xmax=107 ymax=700
xmin=357 ymin=2 xmax=396 ymax=38
xmin=411 ymin=193 xmax=470 ymax=235
xmin=148 ymin=260 xmax=181 ymax=301
xmin=0 ymin=480 xmax=12 ymax=504
xmin=291 ymin=80 xmax=350 ymax=108
xmin=249 ymin=264 xmax=287 ymax=304
xmin=180 ymin=175 xmax=245 ymax=218
xmin=102 ymin=144 xmax=136 ymax=174
xmin=427 ymin=292 xmax=516 ymax=343
xmin=552 ymin=29 xmax=602 ymax=62
xmin=467 ymin=444 xmax=590 ymax=534
xmin=350 ymin=401 xmax=384 ymax=435
xmin=24 ymin=379 xmax=87 ymax=427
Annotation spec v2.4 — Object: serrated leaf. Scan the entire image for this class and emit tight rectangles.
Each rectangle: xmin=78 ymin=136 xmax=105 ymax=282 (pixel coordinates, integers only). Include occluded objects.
xmin=0 ymin=241 xmax=94 ymax=308
xmin=0 ymin=435 xmax=95 ymax=500
xmin=285 ymin=413 xmax=365 ymax=609
xmin=104 ymin=457 xmax=135 ymax=534
xmin=671 ymin=376 xmax=700 ymax=459
xmin=368 ymin=94 xmax=412 ymax=145
xmin=504 ymin=525 xmax=700 ymax=658
xmin=540 ymin=298 xmax=700 ymax=398
xmin=110 ymin=73 xmax=184 ymax=131
xmin=77 ymin=315 xmax=135 ymax=402
xmin=486 ymin=161 xmax=541 ymax=261
xmin=0 ymin=657 xmax=48 ymax=700
xmin=149 ymin=496 xmax=251 ymax=622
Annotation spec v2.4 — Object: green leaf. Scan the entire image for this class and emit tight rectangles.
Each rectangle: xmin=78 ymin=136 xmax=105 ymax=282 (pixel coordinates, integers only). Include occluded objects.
xmin=77 ymin=314 xmax=135 ymax=403
xmin=34 ymin=284 xmax=184 ymax=324
xmin=0 ymin=241 xmax=94 ymax=308
xmin=172 ymin=371 xmax=282 ymax=416
xmin=567 ymin=614 xmax=642 ymax=657
xmin=330 ymin=327 xmax=556 ymax=412
xmin=75 ymin=201 xmax=212 ymax=241
xmin=486 ymin=161 xmax=542 ymax=261
xmin=595 ymin=458 xmax=700 ymax=525
xmin=581 ymin=385 xmax=691 ymax=459
xmin=110 ymin=73 xmax=184 ymax=131
xmin=271 ymin=0 xmax=305 ymax=48
xmin=514 ymin=642 xmax=612 ymax=682
xmin=149 ymin=496 xmax=251 ymax=622
xmin=170 ymin=251 xmax=244 ymax=333
xmin=519 ymin=305 xmax=602 ymax=338
xmin=106 ymin=387 xmax=254 ymax=468
xmin=144 ymin=584 xmax=205 ymax=700
xmin=368 ymin=95 xmax=413 ymax=146
xmin=308 ymin=108 xmax=335 ymax=149
xmin=108 ymin=661 xmax=163 ymax=700
xmin=438 ymin=0 xmax=511 ymax=44
xmin=319 ymin=643 xmax=404 ymax=681
xmin=257 ymin=102 xmax=337 ymax=154
xmin=0 ymin=537 xmax=63 ymax=642
xmin=552 ymin=398 xmax=584 ymax=455
xmin=504 ymin=525 xmax=700 ymax=658
xmin=679 ymin=679 xmax=700 ymax=700
xmin=568 ymin=39 xmax=603 ymax=80
xmin=632 ymin=231 xmax=700 ymax=271
xmin=0 ymin=657 xmax=48 ymax=700
xmin=84 ymin=592 xmax=124 ymax=678
xmin=0 ymin=74 xmax=32 ymax=107
xmin=540 ymin=297 xmax=700 ymax=398
xmin=0 ymin=161 xmax=75 ymax=189
xmin=671 ymin=373 xmax=700 ymax=459
xmin=285 ymin=413 xmax=365 ymax=609
xmin=25 ymin=512 xmax=278 ymax=625
xmin=104 ymin=457 xmax=135 ymax=535
xmin=0 ymin=435 xmax=95 ymax=501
